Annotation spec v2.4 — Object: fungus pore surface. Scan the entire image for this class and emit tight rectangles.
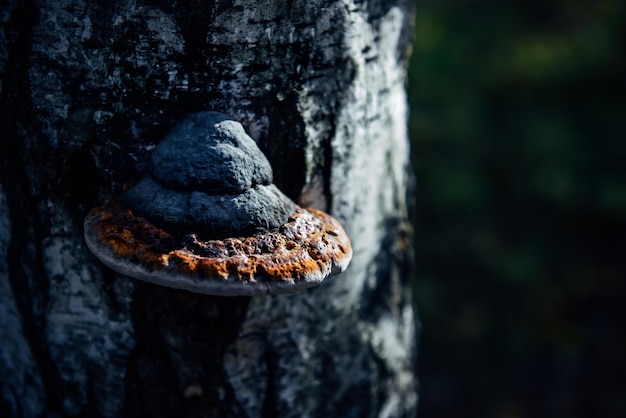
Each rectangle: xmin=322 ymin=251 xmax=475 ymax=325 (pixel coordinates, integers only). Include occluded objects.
xmin=84 ymin=111 xmax=352 ymax=296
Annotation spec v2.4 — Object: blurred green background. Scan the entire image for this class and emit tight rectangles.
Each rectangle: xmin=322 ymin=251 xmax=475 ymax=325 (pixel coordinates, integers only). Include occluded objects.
xmin=407 ymin=0 xmax=625 ymax=417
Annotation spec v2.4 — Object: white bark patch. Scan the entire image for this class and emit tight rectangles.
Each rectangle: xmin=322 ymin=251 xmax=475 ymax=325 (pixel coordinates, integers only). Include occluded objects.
xmin=43 ymin=202 xmax=134 ymax=417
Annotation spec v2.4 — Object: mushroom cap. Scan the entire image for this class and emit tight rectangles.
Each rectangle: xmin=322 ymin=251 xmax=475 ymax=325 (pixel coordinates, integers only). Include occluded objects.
xmin=84 ymin=205 xmax=352 ymax=296
xmin=127 ymin=111 xmax=294 ymax=240
xmin=84 ymin=111 xmax=352 ymax=295
xmin=121 ymin=177 xmax=294 ymax=240
xmin=150 ymin=111 xmax=273 ymax=194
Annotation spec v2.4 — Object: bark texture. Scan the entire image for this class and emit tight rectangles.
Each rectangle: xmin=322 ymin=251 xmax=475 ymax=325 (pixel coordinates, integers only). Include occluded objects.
xmin=0 ymin=1 xmax=417 ymax=417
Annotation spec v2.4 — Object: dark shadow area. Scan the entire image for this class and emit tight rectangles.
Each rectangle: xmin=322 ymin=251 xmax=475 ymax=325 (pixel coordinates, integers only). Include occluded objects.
xmin=408 ymin=0 xmax=625 ymax=417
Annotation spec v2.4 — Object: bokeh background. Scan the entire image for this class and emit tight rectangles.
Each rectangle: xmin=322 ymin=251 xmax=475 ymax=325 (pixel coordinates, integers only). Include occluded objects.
xmin=407 ymin=0 xmax=625 ymax=417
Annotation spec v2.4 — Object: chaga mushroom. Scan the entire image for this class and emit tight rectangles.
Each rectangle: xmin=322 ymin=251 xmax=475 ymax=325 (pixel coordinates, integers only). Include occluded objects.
xmin=84 ymin=111 xmax=352 ymax=296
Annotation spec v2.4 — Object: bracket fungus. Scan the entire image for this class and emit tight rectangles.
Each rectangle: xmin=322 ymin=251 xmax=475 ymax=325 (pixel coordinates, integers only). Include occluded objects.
xmin=84 ymin=111 xmax=352 ymax=296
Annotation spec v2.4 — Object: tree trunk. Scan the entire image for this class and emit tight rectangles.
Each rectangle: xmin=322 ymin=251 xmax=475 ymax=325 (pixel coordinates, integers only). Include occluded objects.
xmin=0 ymin=1 xmax=417 ymax=417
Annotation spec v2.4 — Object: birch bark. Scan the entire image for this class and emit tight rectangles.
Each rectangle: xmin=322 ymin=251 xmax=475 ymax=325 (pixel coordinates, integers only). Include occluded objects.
xmin=0 ymin=1 xmax=417 ymax=417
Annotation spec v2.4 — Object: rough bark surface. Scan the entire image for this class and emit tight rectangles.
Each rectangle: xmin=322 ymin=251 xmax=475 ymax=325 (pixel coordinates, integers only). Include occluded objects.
xmin=0 ymin=1 xmax=417 ymax=417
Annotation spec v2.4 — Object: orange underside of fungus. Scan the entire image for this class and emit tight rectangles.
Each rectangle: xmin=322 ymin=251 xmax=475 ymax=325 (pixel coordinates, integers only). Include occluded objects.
xmin=84 ymin=204 xmax=352 ymax=296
